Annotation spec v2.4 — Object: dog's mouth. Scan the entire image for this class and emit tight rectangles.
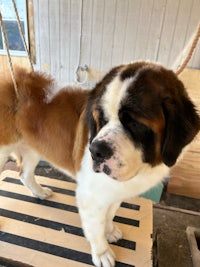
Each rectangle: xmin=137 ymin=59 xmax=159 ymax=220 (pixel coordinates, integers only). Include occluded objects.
xmin=91 ymin=158 xmax=119 ymax=180
xmin=93 ymin=161 xmax=112 ymax=176
xmin=89 ymin=140 xmax=115 ymax=177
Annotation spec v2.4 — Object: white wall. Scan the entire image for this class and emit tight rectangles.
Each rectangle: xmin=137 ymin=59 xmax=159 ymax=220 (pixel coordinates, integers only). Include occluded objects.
xmin=33 ymin=0 xmax=200 ymax=86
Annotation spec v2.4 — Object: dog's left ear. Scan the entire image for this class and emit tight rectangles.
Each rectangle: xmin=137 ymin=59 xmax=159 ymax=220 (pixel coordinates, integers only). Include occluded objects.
xmin=161 ymin=78 xmax=200 ymax=167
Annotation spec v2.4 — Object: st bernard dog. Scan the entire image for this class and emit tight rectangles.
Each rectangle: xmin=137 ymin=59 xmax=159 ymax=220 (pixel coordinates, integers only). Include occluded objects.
xmin=0 ymin=61 xmax=199 ymax=267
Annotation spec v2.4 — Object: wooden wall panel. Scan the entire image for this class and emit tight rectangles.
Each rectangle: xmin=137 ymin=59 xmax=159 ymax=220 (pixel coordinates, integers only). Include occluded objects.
xmin=33 ymin=0 xmax=82 ymax=84
xmin=157 ymin=0 xmax=180 ymax=66
xmin=111 ymin=0 xmax=129 ymax=66
xmin=99 ymin=0 xmax=116 ymax=72
xmin=49 ymin=0 xmax=60 ymax=80
xmin=168 ymin=0 xmax=195 ymax=67
xmin=145 ymin=0 xmax=166 ymax=62
xmin=59 ymin=0 xmax=71 ymax=84
xmin=90 ymin=0 xmax=105 ymax=70
xmin=79 ymin=0 xmax=93 ymax=68
xmin=79 ymin=0 xmax=200 ymax=83
xmin=0 ymin=56 xmax=30 ymax=72
xmin=134 ymin=0 xmax=154 ymax=61
xmin=0 ymin=0 xmax=199 ymax=84
xmin=69 ymin=0 xmax=82 ymax=83
xmin=123 ymin=0 xmax=141 ymax=63
xmin=186 ymin=0 xmax=200 ymax=67
xmin=37 ymin=0 xmax=50 ymax=72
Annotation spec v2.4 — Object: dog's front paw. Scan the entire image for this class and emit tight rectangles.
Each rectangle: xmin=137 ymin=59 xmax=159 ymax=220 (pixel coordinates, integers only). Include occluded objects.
xmin=92 ymin=247 xmax=115 ymax=267
xmin=106 ymin=225 xmax=122 ymax=243
xmin=33 ymin=187 xmax=53 ymax=200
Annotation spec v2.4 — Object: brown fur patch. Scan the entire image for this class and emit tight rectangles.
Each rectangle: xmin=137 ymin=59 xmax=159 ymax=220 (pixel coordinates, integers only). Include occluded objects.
xmin=138 ymin=116 xmax=165 ymax=164
xmin=0 ymin=67 xmax=89 ymax=176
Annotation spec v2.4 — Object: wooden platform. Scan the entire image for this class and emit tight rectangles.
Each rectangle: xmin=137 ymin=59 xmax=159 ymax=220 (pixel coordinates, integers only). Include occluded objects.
xmin=169 ymin=68 xmax=200 ymax=199
xmin=0 ymin=170 xmax=152 ymax=267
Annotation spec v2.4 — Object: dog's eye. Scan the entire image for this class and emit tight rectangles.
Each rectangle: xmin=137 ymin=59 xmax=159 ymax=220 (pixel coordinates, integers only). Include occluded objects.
xmin=126 ymin=117 xmax=141 ymax=130
xmin=120 ymin=112 xmax=139 ymax=128
xmin=99 ymin=110 xmax=108 ymax=128
xmin=120 ymin=111 xmax=148 ymax=135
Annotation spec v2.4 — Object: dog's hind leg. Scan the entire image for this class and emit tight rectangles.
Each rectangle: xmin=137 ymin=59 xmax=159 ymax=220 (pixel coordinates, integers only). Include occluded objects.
xmin=0 ymin=145 xmax=15 ymax=172
xmin=19 ymin=148 xmax=52 ymax=199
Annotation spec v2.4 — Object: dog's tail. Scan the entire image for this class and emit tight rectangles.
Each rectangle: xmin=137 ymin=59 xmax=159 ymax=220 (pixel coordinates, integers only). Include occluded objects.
xmin=12 ymin=67 xmax=55 ymax=103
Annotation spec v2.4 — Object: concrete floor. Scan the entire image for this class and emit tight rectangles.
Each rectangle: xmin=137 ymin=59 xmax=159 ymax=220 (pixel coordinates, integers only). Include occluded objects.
xmin=153 ymin=204 xmax=200 ymax=267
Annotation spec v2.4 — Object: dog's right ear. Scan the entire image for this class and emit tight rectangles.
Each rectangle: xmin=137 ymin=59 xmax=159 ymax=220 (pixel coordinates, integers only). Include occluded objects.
xmin=161 ymin=82 xmax=200 ymax=167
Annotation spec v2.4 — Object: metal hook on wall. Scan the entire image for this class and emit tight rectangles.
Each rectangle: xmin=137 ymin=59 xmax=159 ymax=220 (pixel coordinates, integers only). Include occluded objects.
xmin=75 ymin=64 xmax=89 ymax=85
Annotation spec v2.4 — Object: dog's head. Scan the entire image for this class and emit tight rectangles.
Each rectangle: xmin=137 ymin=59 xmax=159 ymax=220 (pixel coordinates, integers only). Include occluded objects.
xmin=85 ymin=62 xmax=200 ymax=181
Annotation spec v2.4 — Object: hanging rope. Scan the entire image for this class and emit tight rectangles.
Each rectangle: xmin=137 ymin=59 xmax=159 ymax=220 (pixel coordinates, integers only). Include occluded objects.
xmin=176 ymin=22 xmax=200 ymax=76
xmin=12 ymin=0 xmax=34 ymax=71
xmin=0 ymin=11 xmax=19 ymax=97
xmin=0 ymin=1 xmax=34 ymax=97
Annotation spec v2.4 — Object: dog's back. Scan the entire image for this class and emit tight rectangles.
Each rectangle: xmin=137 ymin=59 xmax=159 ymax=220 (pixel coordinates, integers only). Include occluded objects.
xmin=0 ymin=67 xmax=89 ymax=177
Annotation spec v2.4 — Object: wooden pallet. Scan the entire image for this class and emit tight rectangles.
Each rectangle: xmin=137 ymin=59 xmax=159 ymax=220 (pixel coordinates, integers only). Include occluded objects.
xmin=0 ymin=170 xmax=152 ymax=267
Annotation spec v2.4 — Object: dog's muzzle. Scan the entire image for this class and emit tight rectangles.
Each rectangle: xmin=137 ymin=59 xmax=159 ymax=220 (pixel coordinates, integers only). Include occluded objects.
xmin=89 ymin=140 xmax=113 ymax=175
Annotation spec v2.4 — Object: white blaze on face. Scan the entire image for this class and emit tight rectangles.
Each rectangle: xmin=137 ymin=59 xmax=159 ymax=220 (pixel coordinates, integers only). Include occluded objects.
xmin=91 ymin=76 xmax=145 ymax=181
xmin=101 ymin=76 xmax=134 ymax=122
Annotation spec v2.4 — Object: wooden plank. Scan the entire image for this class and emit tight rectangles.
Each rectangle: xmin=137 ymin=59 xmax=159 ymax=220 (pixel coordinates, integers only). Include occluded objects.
xmin=134 ymin=0 xmax=154 ymax=61
xmin=49 ymin=0 xmax=60 ymax=80
xmin=59 ymin=0 xmax=71 ymax=84
xmin=168 ymin=0 xmax=193 ymax=67
xmin=145 ymin=0 xmax=166 ymax=61
xmin=0 ymin=217 xmax=91 ymax=253
xmin=90 ymin=0 xmax=105 ymax=71
xmin=0 ymin=242 xmax=90 ymax=267
xmin=123 ymin=0 xmax=141 ymax=63
xmin=100 ymin=0 xmax=116 ymax=72
xmin=37 ymin=0 xmax=50 ymax=73
xmin=179 ymin=68 xmax=200 ymax=106
xmin=0 ymin=195 xmax=82 ymax=227
xmin=186 ymin=0 xmax=200 ymax=67
xmin=168 ymin=172 xmax=200 ymax=199
xmin=192 ymin=40 xmax=200 ymax=68
xmin=0 ymin=182 xmax=76 ymax=207
xmin=27 ymin=0 xmax=36 ymax=64
xmin=32 ymin=0 xmax=40 ymax=69
xmin=79 ymin=0 xmax=93 ymax=68
xmin=157 ymin=0 xmax=180 ymax=66
xmin=111 ymin=0 xmax=129 ymax=66
xmin=0 ymin=56 xmax=29 ymax=72
xmin=69 ymin=0 xmax=82 ymax=83
xmin=162 ymin=0 xmax=200 ymax=69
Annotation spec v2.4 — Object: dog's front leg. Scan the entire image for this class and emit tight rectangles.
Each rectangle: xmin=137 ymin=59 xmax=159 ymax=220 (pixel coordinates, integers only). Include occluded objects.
xmin=76 ymin=191 xmax=116 ymax=267
xmin=105 ymin=202 xmax=122 ymax=244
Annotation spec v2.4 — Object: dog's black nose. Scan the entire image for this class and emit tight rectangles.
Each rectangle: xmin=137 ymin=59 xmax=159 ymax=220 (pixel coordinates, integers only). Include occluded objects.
xmin=89 ymin=140 xmax=113 ymax=163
